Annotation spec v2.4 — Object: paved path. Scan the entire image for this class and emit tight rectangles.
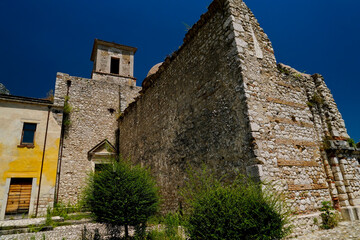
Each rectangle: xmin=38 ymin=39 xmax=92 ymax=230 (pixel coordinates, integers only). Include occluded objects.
xmin=293 ymin=221 xmax=360 ymax=240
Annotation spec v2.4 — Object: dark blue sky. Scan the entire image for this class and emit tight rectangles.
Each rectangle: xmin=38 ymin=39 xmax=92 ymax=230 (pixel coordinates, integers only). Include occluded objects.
xmin=0 ymin=0 xmax=359 ymax=142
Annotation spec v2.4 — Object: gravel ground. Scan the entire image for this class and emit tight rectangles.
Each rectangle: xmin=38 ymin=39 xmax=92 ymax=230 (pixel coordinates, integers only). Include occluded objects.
xmin=1 ymin=220 xmax=360 ymax=239
xmin=293 ymin=221 xmax=360 ymax=240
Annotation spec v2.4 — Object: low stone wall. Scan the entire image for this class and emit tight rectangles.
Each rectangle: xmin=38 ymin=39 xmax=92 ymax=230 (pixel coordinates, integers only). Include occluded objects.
xmin=0 ymin=223 xmax=107 ymax=240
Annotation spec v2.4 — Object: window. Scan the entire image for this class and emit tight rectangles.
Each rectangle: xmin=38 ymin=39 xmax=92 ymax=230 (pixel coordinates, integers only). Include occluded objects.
xmin=21 ymin=123 xmax=37 ymax=145
xmin=110 ymin=57 xmax=120 ymax=74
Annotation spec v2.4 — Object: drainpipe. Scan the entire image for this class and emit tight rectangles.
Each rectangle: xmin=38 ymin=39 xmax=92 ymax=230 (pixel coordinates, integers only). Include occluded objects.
xmin=35 ymin=105 xmax=51 ymax=217
xmin=55 ymin=80 xmax=71 ymax=203
xmin=116 ymin=85 xmax=121 ymax=161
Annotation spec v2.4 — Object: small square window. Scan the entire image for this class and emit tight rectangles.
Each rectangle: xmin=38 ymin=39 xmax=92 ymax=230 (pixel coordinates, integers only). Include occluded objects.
xmin=21 ymin=123 xmax=37 ymax=145
xmin=110 ymin=57 xmax=120 ymax=74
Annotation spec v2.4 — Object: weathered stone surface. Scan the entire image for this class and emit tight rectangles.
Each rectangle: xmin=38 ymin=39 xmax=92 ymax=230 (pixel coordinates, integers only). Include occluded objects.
xmin=54 ymin=40 xmax=140 ymax=203
xmin=116 ymin=0 xmax=360 ymax=234
xmin=50 ymin=0 xmax=360 ymax=236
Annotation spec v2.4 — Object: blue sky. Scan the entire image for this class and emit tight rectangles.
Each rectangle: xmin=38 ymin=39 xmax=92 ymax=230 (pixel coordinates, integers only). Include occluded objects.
xmin=0 ymin=0 xmax=359 ymax=142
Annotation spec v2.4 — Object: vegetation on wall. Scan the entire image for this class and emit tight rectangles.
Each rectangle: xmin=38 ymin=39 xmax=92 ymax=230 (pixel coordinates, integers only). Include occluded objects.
xmin=45 ymin=89 xmax=54 ymax=102
xmin=319 ymin=201 xmax=340 ymax=229
xmin=63 ymin=96 xmax=73 ymax=133
xmin=347 ymin=138 xmax=357 ymax=148
xmin=307 ymin=92 xmax=324 ymax=108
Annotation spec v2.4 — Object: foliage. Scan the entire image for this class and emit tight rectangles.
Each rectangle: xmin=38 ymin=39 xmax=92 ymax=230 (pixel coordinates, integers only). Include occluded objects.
xmin=322 ymin=136 xmax=333 ymax=150
xmin=116 ymin=111 xmax=124 ymax=120
xmin=311 ymin=92 xmax=324 ymax=105
xmin=182 ymin=168 xmax=292 ymax=240
xmin=63 ymin=96 xmax=73 ymax=114
xmin=182 ymin=22 xmax=192 ymax=32
xmin=29 ymin=207 xmax=54 ymax=233
xmin=313 ymin=217 xmax=319 ymax=225
xmin=51 ymin=201 xmax=83 ymax=220
xmin=307 ymin=92 xmax=324 ymax=109
xmin=144 ymin=212 xmax=185 ymax=240
xmin=146 ymin=228 xmax=183 ymax=240
xmin=63 ymin=96 xmax=73 ymax=130
xmin=181 ymin=165 xmax=222 ymax=208
xmin=347 ymin=138 xmax=357 ymax=148
xmin=320 ymin=201 xmax=340 ymax=229
xmin=163 ymin=212 xmax=183 ymax=238
xmin=146 ymin=229 xmax=168 ymax=240
xmin=306 ymin=101 xmax=314 ymax=108
xmin=292 ymin=72 xmax=302 ymax=79
xmin=83 ymin=158 xmax=159 ymax=239
xmin=278 ymin=66 xmax=291 ymax=75
xmin=45 ymin=206 xmax=53 ymax=226
xmin=45 ymin=89 xmax=54 ymax=102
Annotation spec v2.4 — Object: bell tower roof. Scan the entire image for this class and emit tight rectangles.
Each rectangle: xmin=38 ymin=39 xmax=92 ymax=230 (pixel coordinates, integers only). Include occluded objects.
xmin=90 ymin=39 xmax=137 ymax=62
xmin=90 ymin=39 xmax=137 ymax=81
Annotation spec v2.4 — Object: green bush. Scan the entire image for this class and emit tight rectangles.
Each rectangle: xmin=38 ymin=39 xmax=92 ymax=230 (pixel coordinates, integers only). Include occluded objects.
xmin=83 ymin=159 xmax=159 ymax=239
xmin=320 ymin=201 xmax=340 ymax=229
xmin=163 ymin=212 xmax=183 ymax=239
xmin=183 ymin=170 xmax=291 ymax=240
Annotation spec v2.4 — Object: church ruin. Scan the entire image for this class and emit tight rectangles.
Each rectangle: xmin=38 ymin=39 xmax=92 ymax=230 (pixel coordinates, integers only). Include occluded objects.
xmin=50 ymin=0 xmax=360 ymax=235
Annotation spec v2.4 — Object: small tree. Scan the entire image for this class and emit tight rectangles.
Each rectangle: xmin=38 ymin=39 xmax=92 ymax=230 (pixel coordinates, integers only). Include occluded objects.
xmin=83 ymin=159 xmax=159 ymax=239
xmin=182 ymin=168 xmax=292 ymax=239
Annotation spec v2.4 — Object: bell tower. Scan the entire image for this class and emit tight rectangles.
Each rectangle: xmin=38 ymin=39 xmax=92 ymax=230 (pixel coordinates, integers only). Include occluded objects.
xmin=90 ymin=39 xmax=137 ymax=86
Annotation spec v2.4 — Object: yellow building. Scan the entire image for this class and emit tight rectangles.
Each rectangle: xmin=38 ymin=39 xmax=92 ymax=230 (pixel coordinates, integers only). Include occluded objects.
xmin=0 ymin=94 xmax=62 ymax=219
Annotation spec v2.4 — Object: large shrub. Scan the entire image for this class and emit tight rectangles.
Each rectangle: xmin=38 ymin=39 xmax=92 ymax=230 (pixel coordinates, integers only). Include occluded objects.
xmin=183 ymin=170 xmax=291 ymax=240
xmin=83 ymin=159 xmax=159 ymax=239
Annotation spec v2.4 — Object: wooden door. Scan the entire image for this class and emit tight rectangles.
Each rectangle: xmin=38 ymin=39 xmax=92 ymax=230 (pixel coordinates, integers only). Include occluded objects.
xmin=5 ymin=178 xmax=32 ymax=215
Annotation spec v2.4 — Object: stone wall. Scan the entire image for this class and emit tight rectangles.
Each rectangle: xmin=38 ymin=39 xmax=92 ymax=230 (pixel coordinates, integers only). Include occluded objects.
xmin=119 ymin=0 xmax=255 ymax=211
xmin=54 ymin=72 xmax=139 ymax=203
xmin=117 ymin=0 xmax=360 ymax=233
xmin=326 ymin=140 xmax=360 ymax=220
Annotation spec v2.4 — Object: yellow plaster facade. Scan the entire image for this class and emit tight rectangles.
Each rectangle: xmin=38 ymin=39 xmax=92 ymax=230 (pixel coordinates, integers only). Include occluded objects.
xmin=0 ymin=96 xmax=62 ymax=219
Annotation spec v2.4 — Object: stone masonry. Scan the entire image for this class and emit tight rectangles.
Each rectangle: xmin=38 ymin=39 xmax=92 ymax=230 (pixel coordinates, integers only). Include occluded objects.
xmin=54 ymin=39 xmax=140 ymax=203
xmin=116 ymin=0 xmax=360 ymax=235
xmin=52 ymin=0 xmax=360 ymax=236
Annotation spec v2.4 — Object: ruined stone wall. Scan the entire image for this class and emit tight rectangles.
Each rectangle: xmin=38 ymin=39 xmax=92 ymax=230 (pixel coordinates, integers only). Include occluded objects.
xmin=227 ymin=0 xmax=360 ymax=233
xmin=117 ymin=0 xmax=360 ymax=234
xmin=54 ymin=73 xmax=139 ymax=203
xmin=119 ymin=0 xmax=255 ymax=211
xmin=226 ymin=0 xmax=357 ymax=219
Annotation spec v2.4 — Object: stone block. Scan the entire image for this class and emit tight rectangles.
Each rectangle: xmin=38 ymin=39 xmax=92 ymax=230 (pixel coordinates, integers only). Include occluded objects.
xmin=338 ymin=194 xmax=349 ymax=201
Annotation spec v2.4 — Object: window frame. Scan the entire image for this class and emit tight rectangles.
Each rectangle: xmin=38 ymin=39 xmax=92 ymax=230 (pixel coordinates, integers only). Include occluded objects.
xmin=19 ymin=122 xmax=37 ymax=147
xmin=110 ymin=57 xmax=120 ymax=75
